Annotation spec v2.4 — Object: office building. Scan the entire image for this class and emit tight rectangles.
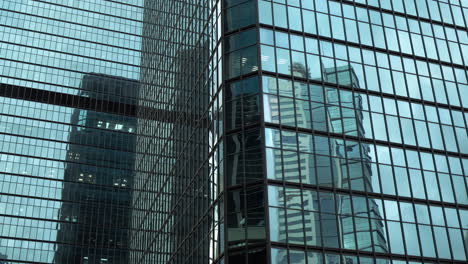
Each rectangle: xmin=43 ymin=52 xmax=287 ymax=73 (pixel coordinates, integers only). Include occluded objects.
xmin=257 ymin=0 xmax=467 ymax=263
xmin=1 ymin=0 xmax=467 ymax=264
xmin=0 ymin=0 xmax=144 ymax=263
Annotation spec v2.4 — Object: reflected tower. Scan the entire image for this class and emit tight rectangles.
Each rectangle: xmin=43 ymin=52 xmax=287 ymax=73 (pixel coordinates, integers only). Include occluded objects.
xmin=268 ymin=64 xmax=388 ymax=263
xmin=54 ymin=74 xmax=138 ymax=263
xmin=129 ymin=0 xmax=217 ymax=263
xmin=325 ymin=65 xmax=388 ymax=256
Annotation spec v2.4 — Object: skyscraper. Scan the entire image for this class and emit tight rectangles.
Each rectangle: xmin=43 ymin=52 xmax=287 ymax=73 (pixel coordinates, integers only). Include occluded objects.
xmin=0 ymin=0 xmax=144 ymax=262
xmin=1 ymin=0 xmax=467 ymax=264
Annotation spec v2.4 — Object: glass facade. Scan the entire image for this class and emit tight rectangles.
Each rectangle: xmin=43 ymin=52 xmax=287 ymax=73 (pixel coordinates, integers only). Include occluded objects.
xmin=0 ymin=0 xmax=467 ymax=264
xmin=223 ymin=0 xmax=467 ymax=264
xmin=0 ymin=0 xmax=144 ymax=263
xmin=129 ymin=1 xmax=223 ymax=263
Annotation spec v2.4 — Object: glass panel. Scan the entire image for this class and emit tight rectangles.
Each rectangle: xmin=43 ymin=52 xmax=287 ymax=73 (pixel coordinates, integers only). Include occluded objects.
xmin=434 ymin=226 xmax=451 ymax=259
xmin=261 ymin=45 xmax=277 ymax=72
xmin=271 ymin=247 xmax=288 ymax=264
xmin=273 ymin=3 xmax=288 ymax=28
xmin=225 ymin=0 xmax=256 ymax=32
xmin=259 ymin=0 xmax=273 ymax=24
xmin=448 ymin=228 xmax=467 ymax=260
xmin=419 ymin=225 xmax=436 ymax=258
xmin=403 ymin=223 xmax=421 ymax=256
xmin=269 ymin=207 xmax=286 ymax=243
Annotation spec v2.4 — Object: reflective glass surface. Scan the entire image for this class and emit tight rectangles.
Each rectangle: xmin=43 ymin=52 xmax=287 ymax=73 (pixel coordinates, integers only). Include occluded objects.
xmin=253 ymin=0 xmax=467 ymax=263
xmin=0 ymin=0 xmax=144 ymax=263
xmin=1 ymin=0 xmax=467 ymax=263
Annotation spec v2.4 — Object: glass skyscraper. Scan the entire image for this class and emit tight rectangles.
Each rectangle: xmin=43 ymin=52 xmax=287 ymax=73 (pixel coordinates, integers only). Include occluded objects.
xmin=0 ymin=0 xmax=144 ymax=262
xmin=0 ymin=0 xmax=467 ymax=264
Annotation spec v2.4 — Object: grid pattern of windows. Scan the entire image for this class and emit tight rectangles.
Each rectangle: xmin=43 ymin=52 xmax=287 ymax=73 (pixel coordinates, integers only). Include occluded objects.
xmin=262 ymin=74 xmax=467 ymax=154
xmin=130 ymin=0 xmax=224 ymax=263
xmin=258 ymin=0 xmax=467 ymax=66
xmin=0 ymin=0 xmax=145 ymax=263
xmin=259 ymin=28 xmax=467 ymax=108
xmin=265 ymin=127 xmax=467 ymax=204
xmin=1 ymin=0 xmax=466 ymax=263
xmin=222 ymin=0 xmax=467 ymax=263
xmin=253 ymin=0 xmax=468 ymax=263
xmin=268 ymin=184 xmax=467 ymax=260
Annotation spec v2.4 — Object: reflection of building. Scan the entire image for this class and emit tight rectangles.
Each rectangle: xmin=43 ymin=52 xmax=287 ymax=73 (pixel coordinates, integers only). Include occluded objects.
xmin=325 ymin=66 xmax=387 ymax=254
xmin=170 ymin=46 xmax=211 ymax=264
xmin=129 ymin=13 xmax=216 ymax=259
xmin=269 ymin=65 xmax=388 ymax=261
xmin=3 ymin=0 xmax=464 ymax=263
xmin=54 ymin=74 xmax=138 ymax=263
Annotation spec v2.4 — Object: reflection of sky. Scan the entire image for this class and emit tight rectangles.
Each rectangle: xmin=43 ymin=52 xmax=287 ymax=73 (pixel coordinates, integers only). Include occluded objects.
xmin=0 ymin=0 xmax=143 ymax=95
